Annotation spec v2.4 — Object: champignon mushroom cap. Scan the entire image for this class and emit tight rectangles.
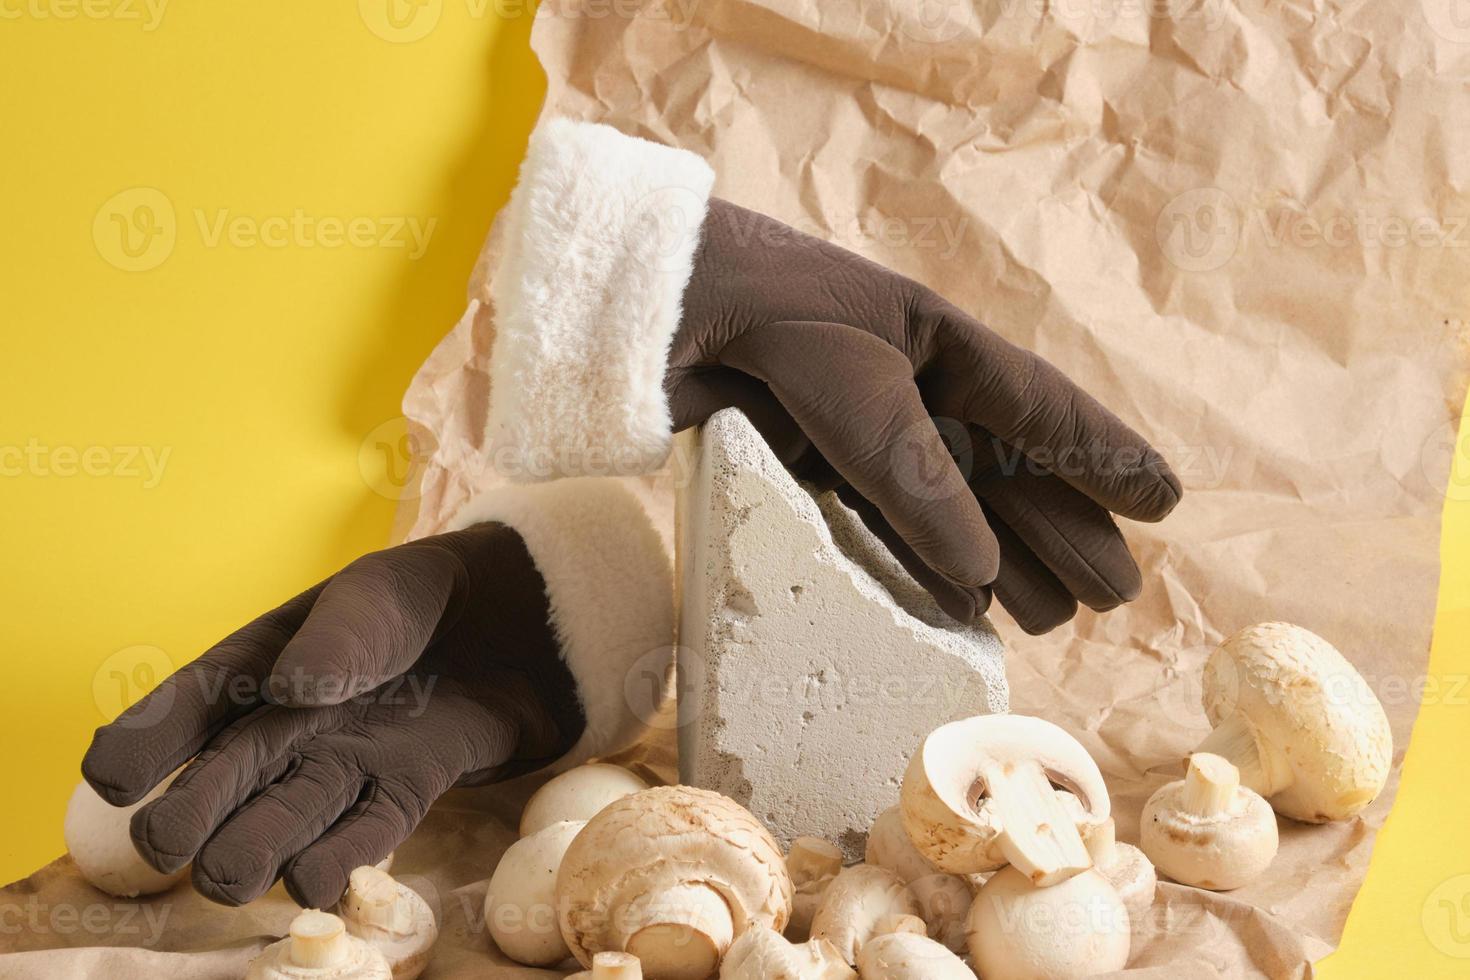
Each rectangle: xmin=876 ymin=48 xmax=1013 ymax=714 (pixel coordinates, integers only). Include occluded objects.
xmin=556 ymin=786 xmax=792 ymax=978
xmin=856 ymin=931 xmax=977 ymax=980
xmin=520 ymin=763 xmax=650 ymax=837
xmin=719 ymin=925 xmax=855 ymax=979
xmin=967 ymin=866 xmax=1129 ymax=980
xmin=1140 ymin=754 xmax=1278 ymax=891
xmin=865 ymin=806 xmax=938 ymax=884
xmin=1199 ymin=622 xmax=1392 ymax=823
xmin=809 ymin=864 xmax=920 ymax=965
xmin=901 ymin=714 xmax=1109 ymax=885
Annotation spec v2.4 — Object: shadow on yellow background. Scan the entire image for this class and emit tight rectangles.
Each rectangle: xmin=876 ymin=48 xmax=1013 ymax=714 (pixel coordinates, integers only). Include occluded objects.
xmin=1 ymin=5 xmax=1467 ymax=975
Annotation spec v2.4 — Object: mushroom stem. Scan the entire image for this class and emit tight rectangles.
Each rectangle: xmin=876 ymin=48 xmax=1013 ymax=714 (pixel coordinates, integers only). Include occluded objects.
xmin=619 ymin=882 xmax=734 ymax=980
xmin=289 ymin=910 xmax=351 ymax=968
xmin=1084 ymin=817 xmax=1117 ymax=866
xmin=984 ymin=760 xmax=1092 ymax=886
xmin=1195 ymin=713 xmax=1292 ymax=799
xmin=789 ymin=837 xmax=844 ymax=884
xmin=592 ymin=951 xmax=643 ymax=979
xmin=342 ymin=866 xmax=412 ymax=936
xmin=1182 ymin=754 xmax=1240 ymax=817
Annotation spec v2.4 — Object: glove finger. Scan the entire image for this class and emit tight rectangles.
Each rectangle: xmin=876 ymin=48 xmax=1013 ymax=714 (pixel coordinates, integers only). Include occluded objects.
xmin=722 ymin=321 xmax=999 ymax=618
xmin=269 ymin=539 xmax=464 ymax=706
xmin=924 ymin=300 xmax=1182 ymax=522
xmin=129 ymin=704 xmax=336 ymax=874
xmin=834 ymin=484 xmax=994 ymax=623
xmin=82 ymin=581 xmax=325 ymax=807
xmin=192 ymin=755 xmax=361 ymax=906
xmin=975 ymin=453 xmax=1142 ymax=611
xmin=986 ymin=511 xmax=1080 ymax=635
xmin=282 ymin=781 xmax=430 ymax=909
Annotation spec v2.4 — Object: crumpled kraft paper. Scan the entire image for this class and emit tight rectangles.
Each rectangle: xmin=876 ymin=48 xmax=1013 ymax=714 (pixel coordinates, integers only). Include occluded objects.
xmin=4 ymin=1 xmax=1467 ymax=978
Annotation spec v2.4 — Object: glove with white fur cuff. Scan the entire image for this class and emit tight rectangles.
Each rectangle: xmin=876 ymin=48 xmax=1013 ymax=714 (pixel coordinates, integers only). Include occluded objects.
xmin=80 ymin=478 xmax=672 ymax=908
xmin=486 ymin=118 xmax=1180 ymax=634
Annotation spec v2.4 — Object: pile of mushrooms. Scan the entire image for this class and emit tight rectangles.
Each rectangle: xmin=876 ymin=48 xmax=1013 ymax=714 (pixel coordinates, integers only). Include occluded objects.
xmin=467 ymin=621 xmax=1389 ymax=978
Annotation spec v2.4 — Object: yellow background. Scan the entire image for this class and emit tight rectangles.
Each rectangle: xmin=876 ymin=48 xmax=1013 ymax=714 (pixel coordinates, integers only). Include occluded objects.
xmin=1 ymin=4 xmax=1467 ymax=975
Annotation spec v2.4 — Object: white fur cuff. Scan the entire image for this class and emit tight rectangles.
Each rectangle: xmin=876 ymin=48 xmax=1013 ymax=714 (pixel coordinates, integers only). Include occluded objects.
xmin=446 ymin=478 xmax=674 ymax=767
xmin=488 ymin=118 xmax=715 ymax=481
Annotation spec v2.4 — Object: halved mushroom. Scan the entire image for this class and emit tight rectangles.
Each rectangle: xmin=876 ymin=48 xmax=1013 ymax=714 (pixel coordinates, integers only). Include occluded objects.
xmin=809 ymin=864 xmax=920 ymax=965
xmin=1197 ymin=622 xmax=1391 ymax=823
xmin=719 ymin=925 xmax=856 ymax=979
xmin=901 ymin=715 xmax=1109 ymax=885
xmin=556 ymin=786 xmax=791 ymax=980
xmin=786 ymin=836 xmax=844 ymax=941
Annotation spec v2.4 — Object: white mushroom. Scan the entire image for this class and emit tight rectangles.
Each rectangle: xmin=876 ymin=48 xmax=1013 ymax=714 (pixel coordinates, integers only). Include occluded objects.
xmin=719 ymin=925 xmax=856 ymax=979
xmin=856 ymin=931 xmax=977 ymax=980
xmin=556 ymin=786 xmax=792 ymax=980
xmin=786 ymin=836 xmax=844 ymax=941
xmin=967 ymin=866 xmax=1130 ymax=980
xmin=809 ymin=864 xmax=920 ymax=965
xmin=908 ymin=873 xmax=973 ymax=955
xmin=1082 ymin=818 xmax=1156 ymax=920
xmin=1140 ymin=753 xmax=1279 ymax=891
xmin=63 ymin=775 xmax=186 ymax=898
xmin=336 ymin=865 xmax=437 ymax=980
xmin=568 ymin=951 xmax=647 ymax=979
xmin=246 ymin=909 xmax=392 ymax=980
xmin=484 ymin=819 xmax=586 ymax=965
xmin=901 ymin=714 xmax=1110 ymax=885
xmin=1197 ymin=622 xmax=1392 ymax=823
xmin=865 ymin=806 xmax=938 ymax=883
xmin=520 ymin=763 xmax=650 ymax=837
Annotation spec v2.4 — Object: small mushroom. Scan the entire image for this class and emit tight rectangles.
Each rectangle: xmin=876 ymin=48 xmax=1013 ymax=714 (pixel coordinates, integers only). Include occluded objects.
xmin=1082 ymin=818 xmax=1156 ymax=920
xmin=719 ymin=925 xmax=856 ymax=979
xmin=1140 ymin=753 xmax=1278 ymax=891
xmin=63 ymin=774 xmax=186 ymax=898
xmin=809 ymin=864 xmax=920 ymax=965
xmin=246 ymin=909 xmax=392 ymax=980
xmin=856 ymin=931 xmax=977 ymax=980
xmin=520 ymin=763 xmax=650 ymax=837
xmin=967 ymin=866 xmax=1130 ymax=980
xmin=865 ymin=806 xmax=938 ymax=883
xmin=908 ymin=873 xmax=973 ymax=955
xmin=485 ymin=819 xmax=586 ymax=965
xmin=1197 ymin=622 xmax=1392 ymax=823
xmin=901 ymin=714 xmax=1109 ymax=885
xmin=556 ymin=786 xmax=792 ymax=980
xmin=786 ymin=836 xmax=844 ymax=941
xmin=336 ymin=865 xmax=437 ymax=980
xmin=569 ymin=951 xmax=646 ymax=979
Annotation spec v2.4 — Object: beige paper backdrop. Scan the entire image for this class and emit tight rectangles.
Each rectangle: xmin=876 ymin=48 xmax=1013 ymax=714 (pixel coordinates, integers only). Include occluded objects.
xmin=3 ymin=1 xmax=1467 ymax=978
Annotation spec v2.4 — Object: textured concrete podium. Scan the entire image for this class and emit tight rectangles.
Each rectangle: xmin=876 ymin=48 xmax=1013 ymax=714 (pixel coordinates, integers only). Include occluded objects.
xmin=675 ymin=410 xmax=1009 ymax=858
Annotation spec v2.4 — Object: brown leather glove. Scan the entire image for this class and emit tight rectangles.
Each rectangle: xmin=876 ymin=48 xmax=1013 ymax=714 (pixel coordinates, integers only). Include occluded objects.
xmin=81 ymin=480 xmax=672 ymax=908
xmin=484 ymin=119 xmax=1180 ymax=633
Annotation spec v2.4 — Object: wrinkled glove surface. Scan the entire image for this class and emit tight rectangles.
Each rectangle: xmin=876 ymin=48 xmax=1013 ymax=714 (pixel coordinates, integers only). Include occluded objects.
xmin=82 ymin=522 xmax=582 ymax=908
xmin=667 ymin=199 xmax=1183 ymax=633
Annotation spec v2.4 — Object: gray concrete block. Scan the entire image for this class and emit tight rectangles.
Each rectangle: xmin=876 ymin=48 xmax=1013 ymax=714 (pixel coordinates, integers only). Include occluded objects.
xmin=675 ymin=409 xmax=1009 ymax=859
